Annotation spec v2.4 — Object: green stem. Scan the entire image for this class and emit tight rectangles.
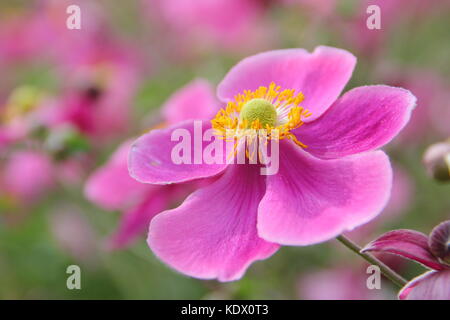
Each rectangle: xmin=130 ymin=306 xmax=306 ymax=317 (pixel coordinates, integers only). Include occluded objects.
xmin=336 ymin=235 xmax=408 ymax=288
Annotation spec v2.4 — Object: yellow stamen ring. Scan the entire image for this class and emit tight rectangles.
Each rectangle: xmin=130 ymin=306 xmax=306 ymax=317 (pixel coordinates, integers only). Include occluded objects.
xmin=211 ymin=82 xmax=311 ymax=149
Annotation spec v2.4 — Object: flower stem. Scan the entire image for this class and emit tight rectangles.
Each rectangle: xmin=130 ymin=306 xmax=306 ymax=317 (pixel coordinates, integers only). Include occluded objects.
xmin=336 ymin=234 xmax=408 ymax=288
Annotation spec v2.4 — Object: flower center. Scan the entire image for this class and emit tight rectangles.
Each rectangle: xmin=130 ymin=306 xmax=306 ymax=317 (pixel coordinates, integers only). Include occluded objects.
xmin=211 ymin=82 xmax=311 ymax=148
xmin=239 ymin=98 xmax=277 ymax=128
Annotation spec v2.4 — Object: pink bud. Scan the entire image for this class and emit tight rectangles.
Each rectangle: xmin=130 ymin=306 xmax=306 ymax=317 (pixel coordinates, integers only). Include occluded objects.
xmin=429 ymin=220 xmax=450 ymax=265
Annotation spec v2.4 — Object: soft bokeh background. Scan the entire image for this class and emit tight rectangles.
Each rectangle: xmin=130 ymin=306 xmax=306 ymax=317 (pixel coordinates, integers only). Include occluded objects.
xmin=0 ymin=0 xmax=449 ymax=299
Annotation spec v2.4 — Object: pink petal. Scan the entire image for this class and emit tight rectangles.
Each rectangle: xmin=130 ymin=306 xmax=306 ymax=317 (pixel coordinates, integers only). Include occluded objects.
xmin=257 ymin=140 xmax=392 ymax=245
xmin=217 ymin=46 xmax=356 ymax=121
xmin=399 ymin=270 xmax=450 ymax=300
xmin=129 ymin=120 xmax=228 ymax=185
xmin=85 ymin=141 xmax=153 ymax=211
xmin=162 ymin=79 xmax=220 ymax=125
xmin=148 ymin=164 xmax=279 ymax=281
xmin=294 ymin=85 xmax=416 ymax=159
xmin=107 ymin=187 xmax=171 ymax=249
xmin=362 ymin=230 xmax=445 ymax=271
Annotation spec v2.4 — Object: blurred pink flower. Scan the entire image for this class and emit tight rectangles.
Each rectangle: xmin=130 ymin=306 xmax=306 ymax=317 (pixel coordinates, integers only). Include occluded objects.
xmin=129 ymin=46 xmax=416 ymax=281
xmin=298 ymin=265 xmax=392 ymax=300
xmin=0 ymin=13 xmax=48 ymax=64
xmin=46 ymin=38 xmax=142 ymax=140
xmin=1 ymin=150 xmax=54 ymax=204
xmin=345 ymin=0 xmax=449 ymax=56
xmin=142 ymin=0 xmax=274 ymax=56
xmin=0 ymin=0 xmax=104 ymax=65
xmin=85 ymin=79 xmax=219 ymax=248
xmin=346 ymin=164 xmax=414 ymax=241
xmin=50 ymin=207 xmax=97 ymax=262
xmin=363 ymin=220 xmax=450 ymax=300
xmin=57 ymin=157 xmax=90 ymax=186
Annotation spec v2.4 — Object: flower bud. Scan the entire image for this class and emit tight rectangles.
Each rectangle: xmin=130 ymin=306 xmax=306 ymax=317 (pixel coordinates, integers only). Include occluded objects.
xmin=429 ymin=220 xmax=450 ymax=265
xmin=423 ymin=141 xmax=450 ymax=182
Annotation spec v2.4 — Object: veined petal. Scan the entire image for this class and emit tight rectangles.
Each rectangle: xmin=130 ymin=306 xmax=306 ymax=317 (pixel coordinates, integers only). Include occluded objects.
xmin=148 ymin=164 xmax=279 ymax=282
xmin=129 ymin=120 xmax=228 ymax=185
xmin=399 ymin=270 xmax=450 ymax=300
xmin=217 ymin=46 xmax=356 ymax=121
xmin=362 ymin=229 xmax=445 ymax=271
xmin=257 ymin=140 xmax=392 ymax=245
xmin=294 ymin=85 xmax=416 ymax=159
xmin=162 ymin=78 xmax=220 ymax=125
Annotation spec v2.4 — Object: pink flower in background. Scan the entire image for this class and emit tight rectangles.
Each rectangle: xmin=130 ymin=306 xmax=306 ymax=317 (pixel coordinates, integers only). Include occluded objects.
xmin=50 ymin=207 xmax=97 ymax=262
xmin=142 ymin=0 xmax=274 ymax=56
xmin=0 ymin=0 xmax=104 ymax=66
xmin=129 ymin=46 xmax=416 ymax=281
xmin=46 ymin=37 xmax=142 ymax=140
xmin=57 ymin=157 xmax=90 ymax=186
xmin=363 ymin=220 xmax=450 ymax=300
xmin=0 ymin=11 xmax=52 ymax=64
xmin=297 ymin=265 xmax=392 ymax=300
xmin=85 ymin=79 xmax=219 ymax=248
xmin=0 ymin=0 xmax=142 ymax=142
xmin=0 ymin=150 xmax=55 ymax=204
xmin=345 ymin=0 xmax=449 ymax=56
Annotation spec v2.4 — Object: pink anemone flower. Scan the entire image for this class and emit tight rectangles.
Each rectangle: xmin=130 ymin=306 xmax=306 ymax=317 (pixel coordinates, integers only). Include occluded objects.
xmin=363 ymin=220 xmax=450 ymax=300
xmin=85 ymin=79 xmax=219 ymax=248
xmin=50 ymin=206 xmax=98 ymax=262
xmin=0 ymin=0 xmax=104 ymax=66
xmin=142 ymin=0 xmax=274 ymax=56
xmin=129 ymin=46 xmax=416 ymax=281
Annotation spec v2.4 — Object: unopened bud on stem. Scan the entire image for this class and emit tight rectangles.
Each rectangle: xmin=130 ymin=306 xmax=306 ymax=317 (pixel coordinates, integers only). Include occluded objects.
xmin=423 ymin=141 xmax=450 ymax=182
